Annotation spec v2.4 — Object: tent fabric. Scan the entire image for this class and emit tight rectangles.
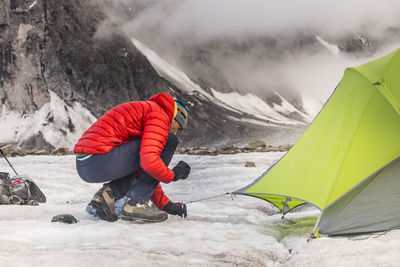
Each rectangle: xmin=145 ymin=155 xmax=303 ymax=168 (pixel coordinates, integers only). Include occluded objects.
xmin=319 ymin=157 xmax=400 ymax=235
xmin=234 ymin=48 xmax=400 ymax=235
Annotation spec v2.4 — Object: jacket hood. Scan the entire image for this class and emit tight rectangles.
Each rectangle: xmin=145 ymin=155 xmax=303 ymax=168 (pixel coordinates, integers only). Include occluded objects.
xmin=148 ymin=93 xmax=176 ymax=122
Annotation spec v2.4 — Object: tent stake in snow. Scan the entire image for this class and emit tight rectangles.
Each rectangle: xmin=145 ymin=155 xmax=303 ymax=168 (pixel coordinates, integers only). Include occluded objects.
xmin=0 ymin=148 xmax=19 ymax=176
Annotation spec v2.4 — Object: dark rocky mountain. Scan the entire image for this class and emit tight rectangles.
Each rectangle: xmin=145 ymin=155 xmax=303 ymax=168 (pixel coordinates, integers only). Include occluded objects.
xmin=1 ymin=0 xmax=302 ymax=150
xmin=1 ymin=0 xmax=398 ymax=151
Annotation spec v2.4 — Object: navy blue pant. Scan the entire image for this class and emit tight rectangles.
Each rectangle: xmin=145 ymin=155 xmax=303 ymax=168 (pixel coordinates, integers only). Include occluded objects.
xmin=76 ymin=133 xmax=178 ymax=203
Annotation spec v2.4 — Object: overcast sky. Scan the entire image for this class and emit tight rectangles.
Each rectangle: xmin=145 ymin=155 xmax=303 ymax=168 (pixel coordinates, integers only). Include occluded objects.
xmin=122 ymin=0 xmax=400 ymax=41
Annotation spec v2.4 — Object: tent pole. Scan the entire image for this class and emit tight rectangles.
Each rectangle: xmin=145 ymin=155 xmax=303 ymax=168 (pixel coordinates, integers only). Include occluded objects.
xmin=310 ymin=212 xmax=323 ymax=239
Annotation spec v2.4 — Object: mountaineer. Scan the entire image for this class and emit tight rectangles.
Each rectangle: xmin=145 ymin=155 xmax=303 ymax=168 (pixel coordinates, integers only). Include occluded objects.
xmin=74 ymin=93 xmax=190 ymax=222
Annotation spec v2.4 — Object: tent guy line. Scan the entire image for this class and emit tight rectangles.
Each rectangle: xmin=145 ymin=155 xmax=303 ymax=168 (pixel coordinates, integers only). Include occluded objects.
xmin=184 ymin=192 xmax=232 ymax=204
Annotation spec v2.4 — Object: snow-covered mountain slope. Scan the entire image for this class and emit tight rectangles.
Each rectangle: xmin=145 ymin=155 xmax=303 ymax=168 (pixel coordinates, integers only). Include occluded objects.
xmin=2 ymin=0 xmax=399 ymax=150
xmin=0 ymin=91 xmax=96 ymax=150
xmin=1 ymin=0 xmax=309 ymax=151
xmin=210 ymin=89 xmax=306 ymax=125
xmin=131 ymin=38 xmax=212 ymax=99
xmin=131 ymin=38 xmax=312 ymax=126
xmin=316 ymin=36 xmax=340 ymax=55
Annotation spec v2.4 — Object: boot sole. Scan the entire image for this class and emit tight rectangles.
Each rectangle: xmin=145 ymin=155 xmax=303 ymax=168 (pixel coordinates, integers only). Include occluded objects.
xmin=119 ymin=213 xmax=168 ymax=223
xmin=91 ymin=199 xmax=118 ymax=222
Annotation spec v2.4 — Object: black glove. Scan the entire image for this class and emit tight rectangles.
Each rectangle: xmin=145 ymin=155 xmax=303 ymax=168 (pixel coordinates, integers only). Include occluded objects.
xmin=172 ymin=161 xmax=191 ymax=181
xmin=163 ymin=201 xmax=187 ymax=218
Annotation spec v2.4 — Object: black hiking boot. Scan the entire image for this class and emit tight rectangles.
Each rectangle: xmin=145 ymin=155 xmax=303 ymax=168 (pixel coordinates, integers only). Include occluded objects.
xmin=90 ymin=184 xmax=118 ymax=222
xmin=120 ymin=199 xmax=168 ymax=223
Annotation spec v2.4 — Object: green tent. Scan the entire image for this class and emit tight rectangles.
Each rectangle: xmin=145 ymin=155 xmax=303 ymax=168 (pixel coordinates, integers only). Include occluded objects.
xmin=234 ymin=48 xmax=400 ymax=237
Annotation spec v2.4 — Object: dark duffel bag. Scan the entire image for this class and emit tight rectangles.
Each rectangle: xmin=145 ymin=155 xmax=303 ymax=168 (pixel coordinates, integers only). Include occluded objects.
xmin=0 ymin=172 xmax=46 ymax=205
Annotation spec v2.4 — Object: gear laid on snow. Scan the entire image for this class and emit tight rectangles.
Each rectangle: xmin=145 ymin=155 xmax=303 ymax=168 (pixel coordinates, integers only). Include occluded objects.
xmin=163 ymin=201 xmax=187 ymax=218
xmin=0 ymin=172 xmax=46 ymax=205
xmin=51 ymin=214 xmax=78 ymax=224
xmin=172 ymin=161 xmax=191 ymax=181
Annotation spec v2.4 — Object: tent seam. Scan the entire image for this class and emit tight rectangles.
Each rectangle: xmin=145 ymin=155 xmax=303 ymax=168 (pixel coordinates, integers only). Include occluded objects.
xmin=349 ymin=66 xmax=400 ymax=116
xmin=234 ymin=191 xmax=321 ymax=211
xmin=321 ymin=68 xmax=383 ymax=209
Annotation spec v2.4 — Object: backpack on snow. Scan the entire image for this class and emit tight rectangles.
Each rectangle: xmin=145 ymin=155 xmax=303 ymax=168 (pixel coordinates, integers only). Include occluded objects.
xmin=0 ymin=172 xmax=46 ymax=205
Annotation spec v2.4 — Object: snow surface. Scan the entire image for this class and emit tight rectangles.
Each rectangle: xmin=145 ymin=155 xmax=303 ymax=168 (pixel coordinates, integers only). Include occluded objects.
xmin=1 ymin=153 xmax=400 ymax=266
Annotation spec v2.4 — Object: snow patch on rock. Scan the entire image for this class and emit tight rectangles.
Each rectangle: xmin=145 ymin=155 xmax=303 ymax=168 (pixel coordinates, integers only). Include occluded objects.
xmin=131 ymin=38 xmax=212 ymax=99
xmin=316 ymin=36 xmax=340 ymax=55
xmin=0 ymin=91 xmax=96 ymax=149
xmin=211 ymin=89 xmax=306 ymax=125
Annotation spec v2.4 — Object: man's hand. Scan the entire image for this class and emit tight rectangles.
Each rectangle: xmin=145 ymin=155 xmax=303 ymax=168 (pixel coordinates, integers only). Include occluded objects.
xmin=172 ymin=161 xmax=191 ymax=181
xmin=163 ymin=202 xmax=187 ymax=218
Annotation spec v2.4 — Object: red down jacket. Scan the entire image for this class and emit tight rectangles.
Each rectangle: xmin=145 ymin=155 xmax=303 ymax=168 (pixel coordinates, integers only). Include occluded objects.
xmin=74 ymin=93 xmax=176 ymax=210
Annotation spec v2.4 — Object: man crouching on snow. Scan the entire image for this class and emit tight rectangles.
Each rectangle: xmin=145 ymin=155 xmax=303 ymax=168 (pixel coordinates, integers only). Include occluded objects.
xmin=73 ymin=93 xmax=190 ymax=222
